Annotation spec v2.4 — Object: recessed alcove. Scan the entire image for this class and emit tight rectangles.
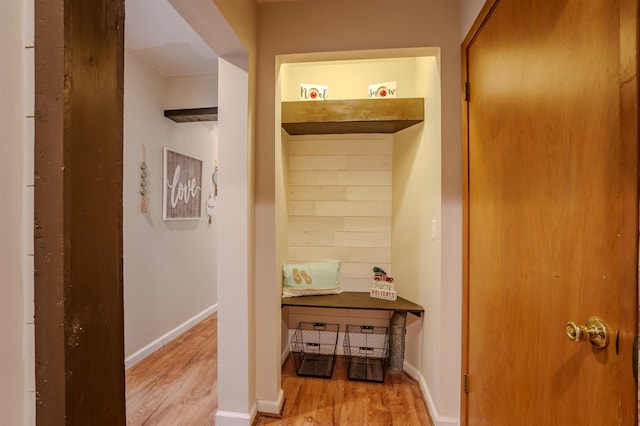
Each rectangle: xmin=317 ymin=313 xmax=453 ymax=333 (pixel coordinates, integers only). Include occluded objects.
xmin=277 ymin=52 xmax=442 ymax=358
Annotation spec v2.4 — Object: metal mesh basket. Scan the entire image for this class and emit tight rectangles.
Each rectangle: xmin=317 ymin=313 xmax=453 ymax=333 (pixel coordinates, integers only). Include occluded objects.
xmin=343 ymin=324 xmax=389 ymax=383
xmin=290 ymin=322 xmax=339 ymax=378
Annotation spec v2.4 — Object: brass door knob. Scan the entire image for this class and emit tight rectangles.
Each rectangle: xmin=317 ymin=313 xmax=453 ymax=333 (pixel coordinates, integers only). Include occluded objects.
xmin=566 ymin=316 xmax=609 ymax=349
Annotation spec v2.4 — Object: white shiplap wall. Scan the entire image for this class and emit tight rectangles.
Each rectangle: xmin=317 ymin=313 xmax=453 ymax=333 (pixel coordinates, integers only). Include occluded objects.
xmin=288 ymin=133 xmax=393 ymax=291
xmin=285 ymin=133 xmax=394 ymax=336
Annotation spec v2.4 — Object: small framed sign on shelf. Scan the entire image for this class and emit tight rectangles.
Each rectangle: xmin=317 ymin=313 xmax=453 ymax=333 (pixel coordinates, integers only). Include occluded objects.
xmin=163 ymin=147 xmax=203 ymax=221
xmin=368 ymin=81 xmax=397 ymax=98
xmin=300 ymin=84 xmax=328 ymax=101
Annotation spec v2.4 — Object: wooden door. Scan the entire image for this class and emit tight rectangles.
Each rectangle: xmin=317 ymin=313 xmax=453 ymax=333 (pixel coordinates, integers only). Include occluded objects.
xmin=462 ymin=0 xmax=638 ymax=424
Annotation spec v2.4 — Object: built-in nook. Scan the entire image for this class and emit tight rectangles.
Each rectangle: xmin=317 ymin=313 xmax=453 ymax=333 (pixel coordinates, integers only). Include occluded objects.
xmin=277 ymin=51 xmax=442 ymax=373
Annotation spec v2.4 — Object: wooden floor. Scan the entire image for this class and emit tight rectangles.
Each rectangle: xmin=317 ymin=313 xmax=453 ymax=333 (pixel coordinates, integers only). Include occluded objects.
xmin=257 ymin=357 xmax=434 ymax=426
xmin=126 ymin=314 xmax=218 ymax=425
xmin=126 ymin=313 xmax=434 ymax=425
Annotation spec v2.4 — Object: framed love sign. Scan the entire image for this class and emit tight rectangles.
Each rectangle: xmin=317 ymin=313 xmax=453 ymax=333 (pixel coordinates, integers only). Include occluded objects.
xmin=163 ymin=147 xmax=203 ymax=220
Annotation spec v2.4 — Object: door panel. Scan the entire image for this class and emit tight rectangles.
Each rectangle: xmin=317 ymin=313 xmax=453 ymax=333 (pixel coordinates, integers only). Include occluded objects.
xmin=463 ymin=0 xmax=638 ymax=424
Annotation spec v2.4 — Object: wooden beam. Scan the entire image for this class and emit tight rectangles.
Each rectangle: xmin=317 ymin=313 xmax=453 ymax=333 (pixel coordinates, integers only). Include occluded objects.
xmin=35 ymin=0 xmax=126 ymax=424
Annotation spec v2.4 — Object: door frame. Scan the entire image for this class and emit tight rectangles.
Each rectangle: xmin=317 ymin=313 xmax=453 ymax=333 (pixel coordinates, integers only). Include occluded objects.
xmin=461 ymin=2 xmax=497 ymax=421
xmin=460 ymin=0 xmax=639 ymax=424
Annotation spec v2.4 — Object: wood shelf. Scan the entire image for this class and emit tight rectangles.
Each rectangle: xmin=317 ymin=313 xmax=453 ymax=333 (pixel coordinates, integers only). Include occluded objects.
xmin=281 ymin=98 xmax=424 ymax=135
xmin=164 ymin=107 xmax=218 ymax=123
xmin=281 ymin=291 xmax=424 ymax=317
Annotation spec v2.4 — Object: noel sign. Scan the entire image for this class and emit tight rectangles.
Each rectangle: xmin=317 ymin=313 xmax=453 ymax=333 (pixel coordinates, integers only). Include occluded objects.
xmin=163 ymin=147 xmax=202 ymax=220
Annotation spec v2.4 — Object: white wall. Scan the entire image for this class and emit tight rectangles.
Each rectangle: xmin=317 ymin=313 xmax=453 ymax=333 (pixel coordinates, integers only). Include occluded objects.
xmin=165 ymin=74 xmax=218 ymax=110
xmin=1 ymin=0 xmax=34 ymax=424
xmin=281 ymin=58 xmax=419 ymax=101
xmin=215 ymin=56 xmax=255 ymax=423
xmin=460 ymin=0 xmax=487 ymax=40
xmin=123 ymin=50 xmax=218 ymax=366
xmin=286 ymin=132 xmax=393 ymax=291
xmin=392 ymin=55 xmax=455 ymax=420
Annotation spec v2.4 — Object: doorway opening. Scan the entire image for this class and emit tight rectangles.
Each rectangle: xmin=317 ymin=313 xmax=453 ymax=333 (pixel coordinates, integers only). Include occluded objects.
xmin=33 ymin=0 xmax=249 ymax=422
xmin=273 ymin=48 xmax=447 ymax=420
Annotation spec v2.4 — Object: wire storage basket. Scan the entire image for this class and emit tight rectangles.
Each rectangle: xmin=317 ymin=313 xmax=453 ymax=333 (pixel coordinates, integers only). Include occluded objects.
xmin=343 ymin=324 xmax=389 ymax=383
xmin=290 ymin=322 xmax=339 ymax=379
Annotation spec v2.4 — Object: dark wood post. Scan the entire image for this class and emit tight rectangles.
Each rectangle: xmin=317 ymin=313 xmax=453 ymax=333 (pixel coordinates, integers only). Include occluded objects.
xmin=34 ymin=0 xmax=126 ymax=424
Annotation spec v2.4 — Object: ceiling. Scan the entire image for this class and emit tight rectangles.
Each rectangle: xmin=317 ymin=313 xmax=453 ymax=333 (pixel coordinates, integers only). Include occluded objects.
xmin=125 ymin=0 xmax=302 ymax=77
xmin=125 ymin=0 xmax=219 ymax=77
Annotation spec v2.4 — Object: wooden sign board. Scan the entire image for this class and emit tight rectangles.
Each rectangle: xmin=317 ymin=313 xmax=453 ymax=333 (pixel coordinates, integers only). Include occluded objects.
xmin=163 ymin=147 xmax=203 ymax=220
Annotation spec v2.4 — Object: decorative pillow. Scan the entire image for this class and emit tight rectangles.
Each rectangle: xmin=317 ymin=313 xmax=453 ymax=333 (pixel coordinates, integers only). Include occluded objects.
xmin=282 ymin=261 xmax=341 ymax=297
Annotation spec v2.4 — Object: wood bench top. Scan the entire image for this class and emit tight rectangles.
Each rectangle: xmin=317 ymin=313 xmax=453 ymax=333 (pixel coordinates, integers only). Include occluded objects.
xmin=281 ymin=291 xmax=424 ymax=317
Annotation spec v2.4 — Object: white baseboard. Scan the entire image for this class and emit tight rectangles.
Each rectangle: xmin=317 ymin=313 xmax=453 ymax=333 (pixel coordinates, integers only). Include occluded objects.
xmin=125 ymin=304 xmax=217 ymax=369
xmin=403 ymin=361 xmax=459 ymax=426
xmin=214 ymin=407 xmax=255 ymax=426
xmin=214 ymin=391 xmax=257 ymax=425
xmin=257 ymin=389 xmax=285 ymax=415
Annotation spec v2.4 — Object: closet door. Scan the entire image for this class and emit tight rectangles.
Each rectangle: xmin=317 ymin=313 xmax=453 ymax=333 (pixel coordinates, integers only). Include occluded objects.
xmin=462 ymin=0 xmax=638 ymax=424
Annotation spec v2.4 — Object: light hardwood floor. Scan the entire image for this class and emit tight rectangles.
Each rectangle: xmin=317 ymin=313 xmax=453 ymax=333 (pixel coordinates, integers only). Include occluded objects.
xmin=126 ymin=313 xmax=434 ymax=425
xmin=126 ymin=314 xmax=218 ymax=425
